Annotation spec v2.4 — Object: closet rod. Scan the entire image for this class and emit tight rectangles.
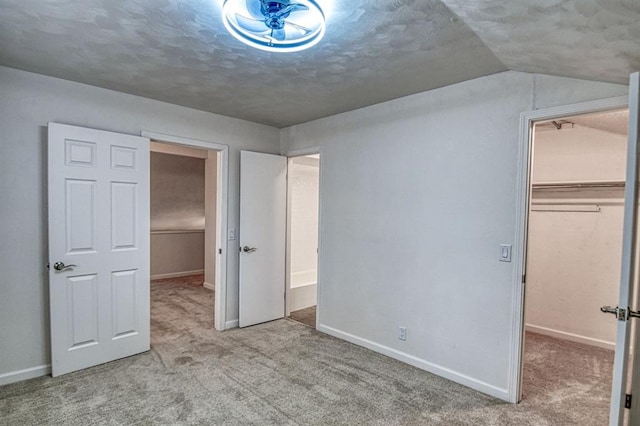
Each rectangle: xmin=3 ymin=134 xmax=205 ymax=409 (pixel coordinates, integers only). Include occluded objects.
xmin=532 ymin=180 xmax=625 ymax=190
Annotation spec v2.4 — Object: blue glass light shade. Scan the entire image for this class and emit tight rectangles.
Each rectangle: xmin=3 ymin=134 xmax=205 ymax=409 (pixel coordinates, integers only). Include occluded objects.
xmin=222 ymin=0 xmax=326 ymax=53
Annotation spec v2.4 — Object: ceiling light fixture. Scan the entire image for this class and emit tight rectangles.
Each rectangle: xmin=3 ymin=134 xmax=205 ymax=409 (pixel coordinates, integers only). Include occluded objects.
xmin=222 ymin=0 xmax=326 ymax=53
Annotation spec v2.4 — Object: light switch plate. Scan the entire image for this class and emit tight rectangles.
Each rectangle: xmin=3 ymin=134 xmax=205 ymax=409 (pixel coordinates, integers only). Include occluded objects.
xmin=499 ymin=244 xmax=512 ymax=262
xmin=228 ymin=229 xmax=236 ymax=241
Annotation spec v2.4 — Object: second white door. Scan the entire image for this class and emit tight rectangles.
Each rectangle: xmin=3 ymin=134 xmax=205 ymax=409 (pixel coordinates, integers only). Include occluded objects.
xmin=239 ymin=151 xmax=287 ymax=327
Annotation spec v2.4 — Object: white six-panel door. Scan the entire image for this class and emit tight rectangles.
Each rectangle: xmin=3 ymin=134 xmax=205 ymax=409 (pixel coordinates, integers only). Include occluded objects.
xmin=239 ymin=151 xmax=287 ymax=327
xmin=48 ymin=123 xmax=150 ymax=376
xmin=610 ymin=72 xmax=640 ymax=425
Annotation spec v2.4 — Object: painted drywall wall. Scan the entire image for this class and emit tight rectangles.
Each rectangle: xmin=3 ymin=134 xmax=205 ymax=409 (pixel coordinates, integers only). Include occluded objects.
xmin=151 ymin=152 xmax=205 ymax=231
xmin=289 ymin=157 xmax=319 ymax=311
xmin=281 ymin=71 xmax=627 ymax=400
xmin=0 ymin=66 xmax=280 ymax=382
xmin=525 ymin=125 xmax=627 ymax=349
xmin=525 ymin=203 xmax=623 ymax=349
xmin=532 ymin=125 xmax=627 ymax=182
xmin=150 ymin=231 xmax=205 ymax=279
xmin=150 ymin=152 xmax=205 ymax=278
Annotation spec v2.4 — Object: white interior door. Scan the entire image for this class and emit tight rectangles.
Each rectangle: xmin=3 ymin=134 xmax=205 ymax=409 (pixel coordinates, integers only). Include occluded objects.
xmin=609 ymin=72 xmax=640 ymax=425
xmin=239 ymin=151 xmax=287 ymax=327
xmin=48 ymin=123 xmax=150 ymax=376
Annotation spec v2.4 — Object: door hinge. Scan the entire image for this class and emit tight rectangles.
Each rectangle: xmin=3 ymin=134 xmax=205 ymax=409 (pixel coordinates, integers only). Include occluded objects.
xmin=218 ymin=248 xmax=222 ymax=255
xmin=522 ymin=274 xmax=526 ymax=284
xmin=626 ymin=393 xmax=632 ymax=409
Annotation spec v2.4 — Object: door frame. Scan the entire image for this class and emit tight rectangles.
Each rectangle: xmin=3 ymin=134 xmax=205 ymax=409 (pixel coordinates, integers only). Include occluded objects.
xmin=142 ymin=131 xmax=229 ymax=331
xmin=284 ymin=146 xmax=323 ymax=328
xmin=509 ymin=95 xmax=629 ymax=403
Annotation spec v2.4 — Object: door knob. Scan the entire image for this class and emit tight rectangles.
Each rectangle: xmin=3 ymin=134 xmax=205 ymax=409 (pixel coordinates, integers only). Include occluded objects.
xmin=242 ymin=246 xmax=257 ymax=253
xmin=601 ymin=305 xmax=618 ymax=315
xmin=53 ymin=261 xmax=77 ymax=271
xmin=602 ymin=305 xmax=640 ymax=321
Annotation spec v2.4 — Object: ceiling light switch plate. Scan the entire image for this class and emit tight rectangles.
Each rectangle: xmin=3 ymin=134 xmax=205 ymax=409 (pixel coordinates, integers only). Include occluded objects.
xmin=499 ymin=244 xmax=512 ymax=262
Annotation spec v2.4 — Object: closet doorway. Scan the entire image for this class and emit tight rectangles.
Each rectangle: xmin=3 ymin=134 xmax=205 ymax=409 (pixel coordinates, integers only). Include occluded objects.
xmin=149 ymin=141 xmax=220 ymax=332
xmin=144 ymin=131 xmax=229 ymax=332
xmin=521 ymin=108 xmax=629 ymax=422
xmin=286 ymin=153 xmax=320 ymax=328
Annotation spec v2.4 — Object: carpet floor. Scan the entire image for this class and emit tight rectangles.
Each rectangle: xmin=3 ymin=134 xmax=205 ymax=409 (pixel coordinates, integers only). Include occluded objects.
xmin=289 ymin=306 xmax=317 ymax=328
xmin=0 ymin=276 xmax=613 ymax=425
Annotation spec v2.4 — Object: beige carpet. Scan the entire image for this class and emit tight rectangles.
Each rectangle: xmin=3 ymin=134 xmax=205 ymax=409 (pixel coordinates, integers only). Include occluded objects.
xmin=0 ymin=276 xmax=613 ymax=425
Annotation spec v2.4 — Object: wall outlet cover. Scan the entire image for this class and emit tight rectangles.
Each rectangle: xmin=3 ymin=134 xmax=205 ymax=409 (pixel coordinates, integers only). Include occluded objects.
xmin=398 ymin=326 xmax=407 ymax=341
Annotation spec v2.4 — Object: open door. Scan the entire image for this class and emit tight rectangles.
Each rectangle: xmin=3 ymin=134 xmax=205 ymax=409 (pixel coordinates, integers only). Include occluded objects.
xmin=607 ymin=72 xmax=640 ymax=425
xmin=48 ymin=123 xmax=150 ymax=376
xmin=239 ymin=151 xmax=287 ymax=327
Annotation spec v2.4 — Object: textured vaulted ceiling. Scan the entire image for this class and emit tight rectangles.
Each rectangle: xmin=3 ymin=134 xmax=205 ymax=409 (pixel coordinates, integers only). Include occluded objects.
xmin=442 ymin=0 xmax=640 ymax=85
xmin=0 ymin=1 xmax=638 ymax=128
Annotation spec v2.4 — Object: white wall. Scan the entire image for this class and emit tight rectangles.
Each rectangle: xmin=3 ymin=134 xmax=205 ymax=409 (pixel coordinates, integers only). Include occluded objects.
xmin=150 ymin=152 xmax=205 ymax=279
xmin=150 ymin=152 xmax=205 ymax=231
xmin=532 ymin=125 xmax=627 ymax=182
xmin=0 ymin=66 xmax=280 ymax=383
xmin=289 ymin=157 xmax=319 ymax=311
xmin=281 ymin=71 xmax=627 ymax=400
xmin=150 ymin=231 xmax=205 ymax=279
xmin=525 ymin=125 xmax=627 ymax=349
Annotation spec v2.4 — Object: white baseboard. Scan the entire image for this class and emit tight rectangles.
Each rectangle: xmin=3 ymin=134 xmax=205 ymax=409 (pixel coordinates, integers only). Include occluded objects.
xmin=203 ymin=281 xmax=215 ymax=291
xmin=225 ymin=319 xmax=239 ymax=329
xmin=317 ymin=324 xmax=510 ymax=402
xmin=290 ymin=283 xmax=317 ymax=312
xmin=291 ymin=269 xmax=317 ymax=286
xmin=0 ymin=364 xmax=50 ymax=386
xmin=151 ymin=269 xmax=204 ymax=280
xmin=525 ymin=324 xmax=615 ymax=351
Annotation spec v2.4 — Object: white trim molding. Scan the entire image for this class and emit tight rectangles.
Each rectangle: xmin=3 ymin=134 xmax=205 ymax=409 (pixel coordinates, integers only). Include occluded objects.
xmin=150 ymin=229 xmax=204 ymax=235
xmin=509 ymin=95 xmax=629 ymax=404
xmin=0 ymin=364 xmax=51 ymax=386
xmin=203 ymin=281 xmax=215 ymax=291
xmin=318 ymin=324 xmax=509 ymax=401
xmin=151 ymin=270 xmax=204 ymax=280
xmin=525 ymin=324 xmax=615 ymax=351
xmin=225 ymin=319 xmax=239 ymax=329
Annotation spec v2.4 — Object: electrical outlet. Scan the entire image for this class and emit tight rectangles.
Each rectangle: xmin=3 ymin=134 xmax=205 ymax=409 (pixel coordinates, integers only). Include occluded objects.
xmin=398 ymin=326 xmax=407 ymax=341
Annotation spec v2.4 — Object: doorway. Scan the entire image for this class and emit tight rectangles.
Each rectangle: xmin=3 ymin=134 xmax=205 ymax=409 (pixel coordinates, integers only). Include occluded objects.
xmin=520 ymin=108 xmax=629 ymax=421
xmin=143 ymin=131 xmax=229 ymax=331
xmin=150 ymin=142 xmax=209 ymax=282
xmin=149 ymin=141 xmax=216 ymax=336
xmin=286 ymin=153 xmax=320 ymax=328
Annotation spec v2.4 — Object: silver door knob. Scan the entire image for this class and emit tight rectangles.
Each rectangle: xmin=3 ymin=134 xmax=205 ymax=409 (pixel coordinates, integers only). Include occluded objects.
xmin=600 ymin=305 xmax=618 ymax=315
xmin=242 ymin=246 xmax=257 ymax=253
xmin=601 ymin=305 xmax=626 ymax=321
xmin=53 ymin=261 xmax=77 ymax=271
